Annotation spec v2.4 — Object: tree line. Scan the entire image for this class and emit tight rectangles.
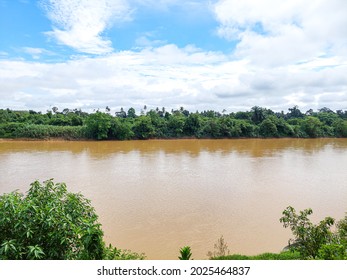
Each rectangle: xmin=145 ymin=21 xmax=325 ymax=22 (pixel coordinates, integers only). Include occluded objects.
xmin=0 ymin=106 xmax=346 ymax=140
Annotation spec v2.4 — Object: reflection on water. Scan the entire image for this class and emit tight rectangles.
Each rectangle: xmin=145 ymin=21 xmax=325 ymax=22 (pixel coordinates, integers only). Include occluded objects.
xmin=1 ymin=138 xmax=347 ymax=259
xmin=1 ymin=138 xmax=347 ymax=157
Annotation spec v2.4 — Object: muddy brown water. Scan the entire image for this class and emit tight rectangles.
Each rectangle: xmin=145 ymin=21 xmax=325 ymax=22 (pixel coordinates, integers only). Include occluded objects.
xmin=1 ymin=138 xmax=347 ymax=259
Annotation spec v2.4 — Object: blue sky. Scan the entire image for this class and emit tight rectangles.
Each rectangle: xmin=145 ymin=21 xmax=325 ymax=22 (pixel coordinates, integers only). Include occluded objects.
xmin=1 ymin=0 xmax=346 ymax=113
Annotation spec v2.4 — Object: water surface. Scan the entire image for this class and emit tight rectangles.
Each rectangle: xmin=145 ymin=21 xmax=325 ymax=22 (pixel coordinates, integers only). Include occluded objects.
xmin=1 ymin=138 xmax=347 ymax=259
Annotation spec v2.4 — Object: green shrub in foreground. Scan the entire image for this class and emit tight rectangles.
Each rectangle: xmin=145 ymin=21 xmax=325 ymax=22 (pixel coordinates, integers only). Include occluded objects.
xmin=0 ymin=179 xmax=104 ymax=260
xmin=0 ymin=179 xmax=146 ymax=260
xmin=212 ymin=251 xmax=301 ymax=260
xmin=103 ymin=244 xmax=146 ymax=260
xmin=179 ymin=246 xmax=193 ymax=260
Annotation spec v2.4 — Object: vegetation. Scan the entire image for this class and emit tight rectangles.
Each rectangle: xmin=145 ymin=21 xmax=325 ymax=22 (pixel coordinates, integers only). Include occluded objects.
xmin=103 ymin=244 xmax=145 ymax=260
xmin=280 ymin=206 xmax=347 ymax=260
xmin=207 ymin=235 xmax=301 ymax=260
xmin=178 ymin=246 xmax=192 ymax=260
xmin=212 ymin=251 xmax=301 ymax=260
xmin=210 ymin=206 xmax=347 ymax=260
xmin=0 ymin=180 xmax=144 ymax=260
xmin=207 ymin=235 xmax=230 ymax=259
xmin=1 ymin=106 xmax=346 ymax=140
xmin=1 ymin=179 xmax=347 ymax=260
xmin=213 ymin=207 xmax=347 ymax=260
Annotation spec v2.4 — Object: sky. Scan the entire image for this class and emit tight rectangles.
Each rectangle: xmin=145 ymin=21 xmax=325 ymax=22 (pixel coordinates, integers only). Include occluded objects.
xmin=0 ymin=0 xmax=347 ymax=114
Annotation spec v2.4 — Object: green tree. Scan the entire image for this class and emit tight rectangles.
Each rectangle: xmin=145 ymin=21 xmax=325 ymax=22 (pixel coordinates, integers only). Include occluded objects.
xmin=0 ymin=180 xmax=104 ymax=260
xmin=237 ymin=119 xmax=257 ymax=137
xmin=251 ymin=106 xmax=267 ymax=124
xmin=132 ymin=116 xmax=155 ymax=139
xmin=84 ymin=112 xmax=112 ymax=140
xmin=200 ymin=118 xmax=221 ymax=138
xmin=183 ymin=113 xmax=201 ymax=136
xmin=301 ymin=116 xmax=323 ymax=137
xmin=147 ymin=110 xmax=167 ymax=138
xmin=167 ymin=114 xmax=185 ymax=137
xmin=317 ymin=112 xmax=338 ymax=126
xmin=280 ymin=206 xmax=335 ymax=259
xmin=109 ymin=118 xmax=134 ymax=140
xmin=333 ymin=119 xmax=347 ymax=137
xmin=259 ymin=118 xmax=278 ymax=137
xmin=127 ymin=107 xmax=137 ymax=118
xmin=287 ymin=106 xmax=303 ymax=119
xmin=275 ymin=117 xmax=295 ymax=137
xmin=234 ymin=111 xmax=251 ymax=120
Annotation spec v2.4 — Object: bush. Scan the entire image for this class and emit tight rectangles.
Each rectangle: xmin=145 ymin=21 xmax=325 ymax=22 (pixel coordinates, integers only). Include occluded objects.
xmin=103 ymin=244 xmax=145 ymax=260
xmin=280 ymin=206 xmax=343 ymax=259
xmin=259 ymin=118 xmax=278 ymax=137
xmin=300 ymin=117 xmax=323 ymax=137
xmin=0 ymin=123 xmax=84 ymax=139
xmin=0 ymin=179 xmax=104 ymax=259
xmin=179 ymin=246 xmax=192 ymax=260
xmin=212 ymin=251 xmax=301 ymax=260
xmin=17 ymin=124 xmax=85 ymax=139
xmin=317 ymin=244 xmax=346 ymax=260
xmin=0 ymin=122 xmax=25 ymax=138
xmin=84 ymin=112 xmax=113 ymax=140
xmin=207 ymin=235 xmax=230 ymax=258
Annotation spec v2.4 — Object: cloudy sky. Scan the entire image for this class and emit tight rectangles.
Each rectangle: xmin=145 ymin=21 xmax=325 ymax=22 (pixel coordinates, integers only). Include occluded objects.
xmin=1 ymin=0 xmax=346 ymax=113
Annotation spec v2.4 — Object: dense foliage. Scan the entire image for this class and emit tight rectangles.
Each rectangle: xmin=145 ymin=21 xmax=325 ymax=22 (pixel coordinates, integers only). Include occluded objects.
xmin=280 ymin=206 xmax=347 ymax=260
xmin=1 ymin=179 xmax=346 ymax=260
xmin=0 ymin=180 xmax=144 ymax=260
xmin=0 ymin=180 xmax=104 ymax=259
xmin=212 ymin=251 xmax=301 ymax=260
xmin=1 ymin=106 xmax=346 ymax=140
xmin=178 ymin=246 xmax=193 ymax=260
xmin=212 ymin=207 xmax=347 ymax=260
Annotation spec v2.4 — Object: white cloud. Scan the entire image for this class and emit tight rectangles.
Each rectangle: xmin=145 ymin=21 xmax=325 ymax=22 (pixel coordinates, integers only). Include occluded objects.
xmin=1 ymin=43 xmax=347 ymax=113
xmin=41 ymin=0 xmax=132 ymax=54
xmin=22 ymin=47 xmax=56 ymax=59
xmin=134 ymin=32 xmax=167 ymax=48
xmin=133 ymin=0 xmax=209 ymax=9
xmin=213 ymin=0 xmax=347 ymax=66
xmin=3 ymin=0 xmax=347 ymax=113
xmin=40 ymin=0 xmax=213 ymax=54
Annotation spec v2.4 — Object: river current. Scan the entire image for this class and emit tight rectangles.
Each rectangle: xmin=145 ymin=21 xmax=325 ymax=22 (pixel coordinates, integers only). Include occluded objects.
xmin=1 ymin=138 xmax=346 ymax=259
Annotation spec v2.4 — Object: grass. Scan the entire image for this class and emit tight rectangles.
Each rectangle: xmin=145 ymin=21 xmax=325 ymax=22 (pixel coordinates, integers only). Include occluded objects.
xmin=212 ymin=251 xmax=301 ymax=260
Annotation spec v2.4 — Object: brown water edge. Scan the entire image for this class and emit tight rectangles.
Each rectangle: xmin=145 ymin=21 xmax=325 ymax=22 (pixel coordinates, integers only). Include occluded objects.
xmin=1 ymin=138 xmax=347 ymax=259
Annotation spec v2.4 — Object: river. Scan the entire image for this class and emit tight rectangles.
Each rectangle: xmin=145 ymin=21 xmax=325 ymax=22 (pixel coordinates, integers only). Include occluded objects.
xmin=1 ymin=138 xmax=347 ymax=259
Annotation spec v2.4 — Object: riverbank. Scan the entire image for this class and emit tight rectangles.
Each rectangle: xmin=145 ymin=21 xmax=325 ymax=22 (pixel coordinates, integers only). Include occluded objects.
xmin=1 ymin=135 xmax=346 ymax=142
xmin=1 ymin=108 xmax=347 ymax=141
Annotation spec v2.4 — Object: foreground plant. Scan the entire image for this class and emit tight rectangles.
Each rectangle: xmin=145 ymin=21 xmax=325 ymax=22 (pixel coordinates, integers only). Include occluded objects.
xmin=280 ymin=206 xmax=347 ymax=259
xmin=179 ymin=246 xmax=192 ymax=260
xmin=0 ymin=179 xmax=104 ymax=260
xmin=207 ymin=235 xmax=230 ymax=259
xmin=104 ymin=244 xmax=146 ymax=260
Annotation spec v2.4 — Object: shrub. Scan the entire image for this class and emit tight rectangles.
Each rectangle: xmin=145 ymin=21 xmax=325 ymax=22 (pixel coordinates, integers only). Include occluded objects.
xmin=0 ymin=179 xmax=104 ymax=260
xmin=259 ymin=118 xmax=278 ymax=137
xmin=280 ymin=206 xmax=336 ymax=259
xmin=317 ymin=244 xmax=346 ymax=260
xmin=179 ymin=246 xmax=192 ymax=260
xmin=103 ymin=244 xmax=146 ymax=260
xmin=212 ymin=251 xmax=301 ymax=260
xmin=207 ymin=235 xmax=230 ymax=259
